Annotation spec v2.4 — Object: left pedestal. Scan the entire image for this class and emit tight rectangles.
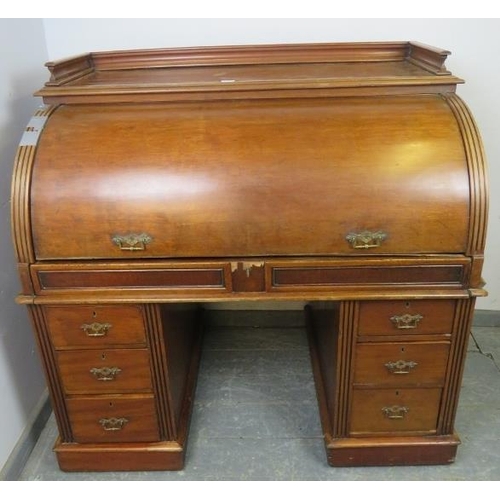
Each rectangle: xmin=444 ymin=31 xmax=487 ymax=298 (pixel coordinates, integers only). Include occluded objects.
xmin=28 ymin=303 xmax=202 ymax=472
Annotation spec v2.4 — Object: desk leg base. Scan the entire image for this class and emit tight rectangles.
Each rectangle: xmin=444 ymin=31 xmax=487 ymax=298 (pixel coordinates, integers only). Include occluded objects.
xmin=54 ymin=439 xmax=186 ymax=472
xmin=324 ymin=434 xmax=461 ymax=467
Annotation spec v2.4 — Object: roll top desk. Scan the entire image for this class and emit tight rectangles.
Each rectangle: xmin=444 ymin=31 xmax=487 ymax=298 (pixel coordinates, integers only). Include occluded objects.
xmin=11 ymin=42 xmax=488 ymax=471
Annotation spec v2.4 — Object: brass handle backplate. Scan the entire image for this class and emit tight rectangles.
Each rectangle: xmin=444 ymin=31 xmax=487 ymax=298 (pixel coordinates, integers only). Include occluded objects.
xmin=382 ymin=405 xmax=409 ymax=419
xmin=346 ymin=230 xmax=387 ymax=249
xmin=90 ymin=366 xmax=122 ymax=381
xmin=111 ymin=233 xmax=152 ymax=251
xmin=81 ymin=322 xmax=112 ymax=337
xmin=99 ymin=417 xmax=129 ymax=431
xmin=390 ymin=313 xmax=424 ymax=329
xmin=384 ymin=359 xmax=418 ymax=374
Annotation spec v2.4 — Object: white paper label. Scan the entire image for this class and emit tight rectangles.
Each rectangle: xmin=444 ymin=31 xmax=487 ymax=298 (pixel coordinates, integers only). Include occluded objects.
xmin=19 ymin=115 xmax=48 ymax=146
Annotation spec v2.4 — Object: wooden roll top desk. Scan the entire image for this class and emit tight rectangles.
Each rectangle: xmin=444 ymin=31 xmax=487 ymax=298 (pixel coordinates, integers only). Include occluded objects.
xmin=11 ymin=42 xmax=488 ymax=471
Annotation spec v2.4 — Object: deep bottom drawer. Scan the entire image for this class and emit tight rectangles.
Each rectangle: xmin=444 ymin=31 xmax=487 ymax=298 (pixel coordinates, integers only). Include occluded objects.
xmin=66 ymin=394 xmax=160 ymax=443
xmin=349 ymin=388 xmax=442 ymax=435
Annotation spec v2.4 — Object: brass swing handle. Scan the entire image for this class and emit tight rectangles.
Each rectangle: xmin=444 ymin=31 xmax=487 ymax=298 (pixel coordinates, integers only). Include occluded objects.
xmin=99 ymin=417 xmax=129 ymax=431
xmin=390 ymin=313 xmax=424 ymax=329
xmin=90 ymin=366 xmax=122 ymax=381
xmin=382 ymin=405 xmax=409 ymax=419
xmin=81 ymin=322 xmax=112 ymax=337
xmin=111 ymin=233 xmax=152 ymax=251
xmin=384 ymin=359 xmax=418 ymax=374
xmin=346 ymin=230 xmax=387 ymax=249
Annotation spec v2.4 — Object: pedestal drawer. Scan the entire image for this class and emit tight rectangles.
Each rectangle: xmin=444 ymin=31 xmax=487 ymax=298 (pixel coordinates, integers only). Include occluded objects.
xmin=46 ymin=305 xmax=146 ymax=349
xmin=358 ymin=300 xmax=456 ymax=336
xmin=349 ymin=388 xmax=442 ymax=435
xmin=56 ymin=348 xmax=152 ymax=394
xmin=66 ymin=394 xmax=160 ymax=443
xmin=353 ymin=342 xmax=450 ymax=387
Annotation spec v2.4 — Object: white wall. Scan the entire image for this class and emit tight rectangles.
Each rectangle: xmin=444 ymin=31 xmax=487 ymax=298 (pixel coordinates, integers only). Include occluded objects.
xmin=0 ymin=19 xmax=48 ymax=470
xmin=42 ymin=18 xmax=500 ymax=310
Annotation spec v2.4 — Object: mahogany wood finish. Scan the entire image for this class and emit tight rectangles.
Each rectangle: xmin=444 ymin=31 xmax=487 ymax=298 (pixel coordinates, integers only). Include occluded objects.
xmin=46 ymin=305 xmax=147 ymax=348
xmin=357 ymin=300 xmax=457 ymax=336
xmin=11 ymin=42 xmax=488 ymax=471
xmin=56 ymin=348 xmax=153 ymax=394
xmin=350 ymin=387 xmax=443 ymax=435
xmin=31 ymin=97 xmax=470 ymax=260
xmin=66 ymin=395 xmax=160 ymax=443
xmin=353 ymin=342 xmax=450 ymax=386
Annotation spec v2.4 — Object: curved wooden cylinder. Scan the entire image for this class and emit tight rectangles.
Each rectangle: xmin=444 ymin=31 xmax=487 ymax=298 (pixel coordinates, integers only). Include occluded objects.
xmin=17 ymin=95 xmax=486 ymax=261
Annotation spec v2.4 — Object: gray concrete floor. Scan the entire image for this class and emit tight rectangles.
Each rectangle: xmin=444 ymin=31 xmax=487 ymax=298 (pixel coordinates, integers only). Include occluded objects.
xmin=19 ymin=325 xmax=500 ymax=480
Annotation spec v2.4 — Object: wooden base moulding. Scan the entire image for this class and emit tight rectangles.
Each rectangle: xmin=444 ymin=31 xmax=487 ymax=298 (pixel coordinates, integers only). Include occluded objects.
xmin=324 ymin=435 xmax=461 ymax=467
xmin=54 ymin=440 xmax=185 ymax=472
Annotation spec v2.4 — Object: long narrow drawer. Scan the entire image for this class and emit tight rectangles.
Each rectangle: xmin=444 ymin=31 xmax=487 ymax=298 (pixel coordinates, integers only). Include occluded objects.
xmin=358 ymin=300 xmax=456 ymax=336
xmin=66 ymin=394 xmax=160 ymax=443
xmin=270 ymin=263 xmax=464 ymax=290
xmin=46 ymin=305 xmax=146 ymax=349
xmin=349 ymin=388 xmax=442 ymax=435
xmin=353 ymin=342 xmax=450 ymax=387
xmin=56 ymin=349 xmax=152 ymax=394
xmin=32 ymin=262 xmax=231 ymax=293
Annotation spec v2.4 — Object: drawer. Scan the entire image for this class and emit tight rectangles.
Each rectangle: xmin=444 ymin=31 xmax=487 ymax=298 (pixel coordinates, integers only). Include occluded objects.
xmin=46 ymin=305 xmax=146 ymax=349
xmin=358 ymin=300 xmax=456 ymax=336
xmin=66 ymin=394 xmax=160 ymax=443
xmin=353 ymin=342 xmax=450 ymax=387
xmin=270 ymin=263 xmax=465 ymax=290
xmin=32 ymin=262 xmax=231 ymax=293
xmin=349 ymin=388 xmax=442 ymax=435
xmin=56 ymin=348 xmax=152 ymax=394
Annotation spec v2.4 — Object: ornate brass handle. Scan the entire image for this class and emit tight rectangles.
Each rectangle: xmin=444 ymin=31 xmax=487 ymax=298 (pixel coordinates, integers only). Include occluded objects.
xmin=390 ymin=313 xmax=424 ymax=329
xmin=99 ymin=417 xmax=129 ymax=431
xmin=346 ymin=230 xmax=387 ymax=249
xmin=81 ymin=322 xmax=112 ymax=337
xmin=382 ymin=405 xmax=409 ymax=419
xmin=90 ymin=366 xmax=122 ymax=381
xmin=384 ymin=360 xmax=418 ymax=374
xmin=111 ymin=233 xmax=152 ymax=251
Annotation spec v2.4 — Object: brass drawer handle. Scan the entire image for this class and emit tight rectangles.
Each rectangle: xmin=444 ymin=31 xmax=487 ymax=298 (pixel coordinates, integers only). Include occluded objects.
xmin=90 ymin=366 xmax=122 ymax=381
xmin=81 ymin=322 xmax=112 ymax=337
xmin=111 ymin=233 xmax=152 ymax=251
xmin=99 ymin=417 xmax=129 ymax=431
xmin=390 ymin=313 xmax=424 ymax=329
xmin=384 ymin=359 xmax=418 ymax=374
xmin=382 ymin=405 xmax=409 ymax=419
xmin=346 ymin=230 xmax=387 ymax=249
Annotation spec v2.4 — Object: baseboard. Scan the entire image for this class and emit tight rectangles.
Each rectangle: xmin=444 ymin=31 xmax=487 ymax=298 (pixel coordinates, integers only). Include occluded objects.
xmin=0 ymin=389 xmax=51 ymax=481
xmin=472 ymin=309 xmax=500 ymax=327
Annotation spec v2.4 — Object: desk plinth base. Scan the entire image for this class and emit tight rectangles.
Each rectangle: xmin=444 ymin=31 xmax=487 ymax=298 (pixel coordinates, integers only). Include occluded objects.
xmin=324 ymin=434 xmax=460 ymax=467
xmin=54 ymin=440 xmax=186 ymax=472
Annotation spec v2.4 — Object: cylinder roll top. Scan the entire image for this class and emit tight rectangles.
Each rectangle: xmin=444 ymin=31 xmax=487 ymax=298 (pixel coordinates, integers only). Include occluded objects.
xmin=30 ymin=95 xmax=470 ymax=260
